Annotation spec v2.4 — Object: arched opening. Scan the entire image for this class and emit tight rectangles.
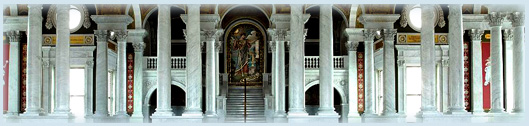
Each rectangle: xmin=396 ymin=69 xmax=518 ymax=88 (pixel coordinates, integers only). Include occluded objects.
xmin=143 ymin=6 xmax=186 ymax=56
xmin=304 ymin=5 xmax=348 ymax=56
xmin=146 ymin=85 xmax=186 ymax=121
xmin=304 ymin=84 xmax=344 ymax=120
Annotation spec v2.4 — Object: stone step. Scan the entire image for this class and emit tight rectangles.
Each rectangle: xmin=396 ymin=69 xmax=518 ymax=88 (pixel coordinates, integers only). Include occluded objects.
xmin=227 ymin=99 xmax=264 ymax=103
xmin=226 ymin=95 xmax=263 ymax=98
xmin=226 ymin=101 xmax=264 ymax=105
xmin=226 ymin=106 xmax=265 ymax=110
xmin=226 ymin=111 xmax=265 ymax=115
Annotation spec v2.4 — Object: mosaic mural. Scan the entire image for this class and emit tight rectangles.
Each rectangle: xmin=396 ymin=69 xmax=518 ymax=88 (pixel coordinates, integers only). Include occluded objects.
xmin=226 ymin=22 xmax=265 ymax=85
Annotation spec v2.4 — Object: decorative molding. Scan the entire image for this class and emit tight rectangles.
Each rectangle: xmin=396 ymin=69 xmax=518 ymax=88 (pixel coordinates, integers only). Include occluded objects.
xmin=113 ymin=30 xmax=128 ymax=42
xmin=468 ymin=29 xmax=484 ymax=42
xmin=42 ymin=34 xmax=95 ymax=46
xmin=486 ymin=12 xmax=506 ymax=26
xmin=363 ymin=29 xmax=377 ymax=42
xmin=45 ymin=4 xmax=91 ymax=33
xmin=268 ymin=28 xmax=289 ymax=42
xmin=395 ymin=33 xmax=448 ymax=44
xmin=508 ymin=12 xmax=524 ymax=27
xmin=503 ymin=29 xmax=514 ymax=41
xmin=400 ymin=4 xmax=445 ymax=31
xmin=442 ymin=59 xmax=449 ymax=67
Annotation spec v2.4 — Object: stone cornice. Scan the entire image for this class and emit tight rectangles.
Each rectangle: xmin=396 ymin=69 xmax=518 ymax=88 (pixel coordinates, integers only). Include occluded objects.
xmin=358 ymin=14 xmax=400 ymax=29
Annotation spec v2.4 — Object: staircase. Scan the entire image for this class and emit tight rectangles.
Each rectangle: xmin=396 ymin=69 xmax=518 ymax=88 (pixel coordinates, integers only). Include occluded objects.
xmin=224 ymin=86 xmax=266 ymax=123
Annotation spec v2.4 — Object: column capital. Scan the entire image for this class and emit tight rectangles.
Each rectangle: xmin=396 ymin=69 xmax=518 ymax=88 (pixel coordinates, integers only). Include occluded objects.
xmin=86 ymin=60 xmax=94 ymax=67
xmin=201 ymin=29 xmax=224 ymax=41
xmin=94 ymin=30 xmax=109 ymax=42
xmin=43 ymin=60 xmax=50 ymax=68
xmin=346 ymin=41 xmax=359 ymax=51
xmin=132 ymin=42 xmax=146 ymax=52
xmin=486 ymin=12 xmax=507 ymax=26
xmin=383 ymin=29 xmax=397 ymax=41
xmin=113 ymin=30 xmax=128 ymax=42
xmin=503 ymin=29 xmax=514 ymax=41
xmin=442 ymin=59 xmax=450 ymax=67
xmin=215 ymin=41 xmax=223 ymax=52
xmin=6 ymin=30 xmax=21 ymax=43
xmin=469 ymin=29 xmax=484 ymax=42
xmin=508 ymin=12 xmax=524 ymax=27
xmin=268 ymin=41 xmax=277 ymax=52
xmin=397 ymin=59 xmax=406 ymax=67
xmin=268 ymin=28 xmax=289 ymax=42
xmin=363 ymin=29 xmax=377 ymax=42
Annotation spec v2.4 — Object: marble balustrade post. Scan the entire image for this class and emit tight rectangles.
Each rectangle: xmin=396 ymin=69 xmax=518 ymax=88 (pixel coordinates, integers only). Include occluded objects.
xmin=183 ymin=4 xmax=203 ymax=116
xmin=486 ymin=12 xmax=506 ymax=113
xmin=114 ymin=30 xmax=129 ymax=117
xmin=94 ymin=30 xmax=110 ymax=117
xmin=382 ymin=29 xmax=398 ymax=116
xmin=418 ymin=5 xmax=440 ymax=115
xmin=152 ymin=4 xmax=173 ymax=117
xmin=85 ymin=61 xmax=94 ymax=117
xmin=288 ymin=4 xmax=309 ymax=116
xmin=362 ymin=29 xmax=377 ymax=115
xmin=317 ymin=4 xmax=338 ymax=116
xmin=6 ymin=31 xmax=21 ymax=116
xmin=447 ymin=4 xmax=468 ymax=114
xmin=509 ymin=12 xmax=525 ymax=113
xmin=469 ymin=29 xmax=485 ymax=114
xmin=132 ymin=42 xmax=145 ymax=118
xmin=23 ymin=4 xmax=44 ymax=116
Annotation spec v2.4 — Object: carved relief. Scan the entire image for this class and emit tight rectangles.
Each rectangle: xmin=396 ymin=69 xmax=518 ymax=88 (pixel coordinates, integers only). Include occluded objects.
xmin=486 ymin=12 xmax=506 ymax=26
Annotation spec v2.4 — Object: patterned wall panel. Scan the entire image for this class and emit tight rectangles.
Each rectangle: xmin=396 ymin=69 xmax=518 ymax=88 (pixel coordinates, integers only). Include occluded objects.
xmin=126 ymin=53 xmax=134 ymax=114
xmin=464 ymin=41 xmax=471 ymax=111
xmin=21 ymin=44 xmax=27 ymax=112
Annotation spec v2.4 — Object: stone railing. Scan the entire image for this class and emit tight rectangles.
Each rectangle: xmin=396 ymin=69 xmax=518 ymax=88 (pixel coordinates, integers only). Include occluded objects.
xmin=144 ymin=56 xmax=186 ymax=70
xmin=304 ymin=56 xmax=346 ymax=69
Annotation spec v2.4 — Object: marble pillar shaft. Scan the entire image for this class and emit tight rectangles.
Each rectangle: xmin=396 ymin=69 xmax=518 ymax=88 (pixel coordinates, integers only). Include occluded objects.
xmin=420 ymin=5 xmax=437 ymax=112
xmin=510 ymin=12 xmax=524 ymax=113
xmin=85 ymin=61 xmax=94 ymax=116
xmin=346 ymin=42 xmax=358 ymax=116
xmin=504 ymin=29 xmax=514 ymax=112
xmin=397 ymin=60 xmax=406 ymax=114
xmin=382 ymin=29 xmax=397 ymax=115
xmin=132 ymin=42 xmax=145 ymax=117
xmin=115 ymin=31 xmax=128 ymax=116
xmin=53 ymin=4 xmax=71 ymax=114
xmin=184 ymin=4 xmax=202 ymax=114
xmin=94 ymin=30 xmax=109 ymax=117
xmin=447 ymin=4 xmax=466 ymax=113
xmin=276 ymin=40 xmax=286 ymax=115
xmin=153 ymin=4 xmax=173 ymax=116
xmin=317 ymin=4 xmax=336 ymax=115
xmin=363 ymin=30 xmax=376 ymax=115
xmin=7 ymin=31 xmax=21 ymax=115
xmin=469 ymin=29 xmax=485 ymax=114
xmin=205 ymin=37 xmax=216 ymax=116
xmin=488 ymin=12 xmax=506 ymax=113
xmin=25 ymin=4 xmax=44 ymax=115
xmin=288 ymin=4 xmax=307 ymax=115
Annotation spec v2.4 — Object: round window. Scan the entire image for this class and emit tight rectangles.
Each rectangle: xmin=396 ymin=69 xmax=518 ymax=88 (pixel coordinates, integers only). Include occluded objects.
xmin=408 ymin=7 xmax=422 ymax=31
xmin=69 ymin=5 xmax=83 ymax=32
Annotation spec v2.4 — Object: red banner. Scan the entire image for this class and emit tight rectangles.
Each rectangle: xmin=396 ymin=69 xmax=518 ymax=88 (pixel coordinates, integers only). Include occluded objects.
xmin=21 ymin=44 xmax=27 ymax=112
xmin=481 ymin=42 xmax=491 ymax=110
xmin=357 ymin=52 xmax=365 ymax=112
xmin=3 ymin=43 xmax=9 ymax=112
xmin=464 ymin=42 xmax=470 ymax=111
xmin=126 ymin=53 xmax=134 ymax=114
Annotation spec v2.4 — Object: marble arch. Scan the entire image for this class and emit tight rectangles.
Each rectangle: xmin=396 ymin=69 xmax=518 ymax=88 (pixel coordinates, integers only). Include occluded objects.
xmin=143 ymin=81 xmax=186 ymax=106
xmin=304 ymin=80 xmax=347 ymax=104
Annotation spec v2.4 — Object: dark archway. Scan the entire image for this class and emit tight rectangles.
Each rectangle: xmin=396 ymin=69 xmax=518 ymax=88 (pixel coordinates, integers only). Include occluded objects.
xmin=147 ymin=85 xmax=186 ymax=120
xmin=304 ymin=84 xmax=343 ymax=116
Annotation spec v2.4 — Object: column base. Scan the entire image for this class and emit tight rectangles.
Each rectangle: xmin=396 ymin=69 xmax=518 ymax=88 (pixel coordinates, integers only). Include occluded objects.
xmin=489 ymin=108 xmax=506 ymax=113
xmin=317 ymin=109 xmax=338 ymax=116
xmin=416 ymin=111 xmax=443 ymax=123
xmin=363 ymin=113 xmax=406 ymax=123
xmin=131 ymin=112 xmax=144 ymax=118
xmin=203 ymin=116 xmax=219 ymax=123
xmin=129 ymin=115 xmax=145 ymax=123
xmin=20 ymin=108 xmax=44 ymax=116
xmin=446 ymin=110 xmax=471 ymax=115
xmin=113 ymin=111 xmax=130 ymax=118
xmin=49 ymin=111 xmax=73 ymax=118
xmin=347 ymin=115 xmax=362 ymax=123
xmin=287 ymin=110 xmax=309 ymax=116
xmin=4 ymin=112 xmax=20 ymax=117
xmin=182 ymin=110 xmax=203 ymax=117
xmin=93 ymin=111 xmax=109 ymax=118
xmin=204 ymin=111 xmax=218 ymax=117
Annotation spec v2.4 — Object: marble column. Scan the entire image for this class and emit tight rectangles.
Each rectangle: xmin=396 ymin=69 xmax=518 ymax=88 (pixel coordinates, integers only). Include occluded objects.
xmin=152 ymin=4 xmax=173 ymax=117
xmin=345 ymin=40 xmax=359 ymax=117
xmin=396 ymin=59 xmax=406 ymax=115
xmin=23 ymin=4 xmax=44 ymax=116
xmin=183 ymin=4 xmax=203 ymax=116
xmin=94 ymin=30 xmax=109 ymax=117
xmin=272 ymin=29 xmax=287 ymax=117
xmin=382 ymin=29 xmax=397 ymax=115
xmin=447 ymin=4 xmax=468 ymax=114
xmin=469 ymin=29 xmax=485 ymax=114
xmin=51 ymin=4 xmax=72 ymax=116
xmin=288 ymin=4 xmax=310 ymax=116
xmin=204 ymin=29 xmax=222 ymax=117
xmin=486 ymin=12 xmax=506 ymax=113
xmin=509 ymin=12 xmax=524 ymax=113
xmin=503 ymin=29 xmax=514 ymax=112
xmin=6 ymin=31 xmax=21 ymax=116
xmin=317 ymin=4 xmax=338 ymax=116
xmin=85 ymin=61 xmax=94 ymax=117
xmin=362 ymin=29 xmax=377 ymax=115
xmin=268 ymin=40 xmax=277 ymax=112
xmin=215 ymin=41 xmax=222 ymax=96
xmin=42 ymin=58 xmax=52 ymax=114
xmin=114 ymin=30 xmax=129 ymax=117
xmin=418 ymin=5 xmax=440 ymax=115
xmin=132 ymin=42 xmax=145 ymax=118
